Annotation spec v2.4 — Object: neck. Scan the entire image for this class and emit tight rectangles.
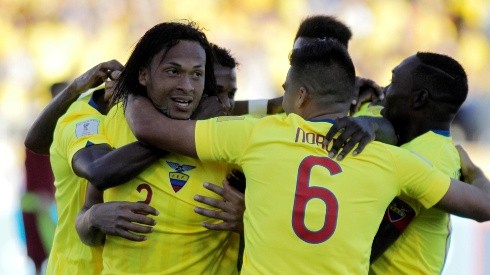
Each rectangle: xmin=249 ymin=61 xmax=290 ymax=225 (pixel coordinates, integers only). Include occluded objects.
xmin=396 ymin=120 xmax=451 ymax=145
xmin=302 ymin=108 xmax=348 ymax=121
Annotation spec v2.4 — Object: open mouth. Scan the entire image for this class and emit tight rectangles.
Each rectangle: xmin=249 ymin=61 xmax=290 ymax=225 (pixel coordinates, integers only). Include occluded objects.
xmin=171 ymin=96 xmax=193 ymax=107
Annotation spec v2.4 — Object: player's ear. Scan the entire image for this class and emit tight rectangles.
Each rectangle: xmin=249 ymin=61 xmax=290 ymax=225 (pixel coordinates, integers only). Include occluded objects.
xmin=413 ymin=89 xmax=429 ymax=109
xmin=139 ymin=68 xmax=149 ymax=86
xmin=297 ymin=86 xmax=309 ymax=108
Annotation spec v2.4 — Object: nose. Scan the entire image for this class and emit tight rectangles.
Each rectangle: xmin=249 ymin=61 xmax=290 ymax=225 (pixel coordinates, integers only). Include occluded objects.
xmin=177 ymin=75 xmax=194 ymax=92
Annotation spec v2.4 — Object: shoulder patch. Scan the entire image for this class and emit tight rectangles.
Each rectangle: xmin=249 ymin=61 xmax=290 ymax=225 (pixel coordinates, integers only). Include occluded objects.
xmin=75 ymin=119 xmax=100 ymax=138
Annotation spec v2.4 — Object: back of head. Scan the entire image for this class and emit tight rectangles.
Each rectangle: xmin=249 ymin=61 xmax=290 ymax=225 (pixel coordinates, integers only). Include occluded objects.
xmin=289 ymin=39 xmax=356 ymax=109
xmin=211 ymin=43 xmax=237 ymax=69
xmin=112 ymin=21 xmax=216 ymax=106
xmin=294 ymin=15 xmax=352 ymax=48
xmin=413 ymin=52 xmax=468 ymax=115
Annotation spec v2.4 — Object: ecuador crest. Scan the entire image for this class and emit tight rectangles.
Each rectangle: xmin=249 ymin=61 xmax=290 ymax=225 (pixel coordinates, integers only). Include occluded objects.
xmin=166 ymin=161 xmax=196 ymax=192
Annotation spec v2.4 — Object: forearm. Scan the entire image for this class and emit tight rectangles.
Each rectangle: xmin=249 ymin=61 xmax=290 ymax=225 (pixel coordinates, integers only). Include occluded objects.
xmin=267 ymin=96 xmax=284 ymax=114
xmin=231 ymin=101 xmax=248 ymax=115
xmin=370 ymin=198 xmax=415 ymax=263
xmin=75 ymin=142 xmax=162 ymax=190
xmin=76 ymin=204 xmax=105 ymax=246
xmin=370 ymin=220 xmax=401 ymax=263
xmin=359 ymin=116 xmax=397 ymax=145
xmin=127 ymin=95 xmax=198 ymax=158
xmin=25 ymin=83 xmax=82 ymax=154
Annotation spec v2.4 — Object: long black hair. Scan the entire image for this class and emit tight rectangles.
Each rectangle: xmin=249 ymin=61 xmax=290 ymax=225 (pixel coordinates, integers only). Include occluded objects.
xmin=112 ymin=21 xmax=216 ymax=108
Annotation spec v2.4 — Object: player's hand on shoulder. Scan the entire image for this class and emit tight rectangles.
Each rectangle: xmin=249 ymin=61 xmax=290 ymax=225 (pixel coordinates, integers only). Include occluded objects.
xmin=194 ymin=179 xmax=245 ymax=233
xmin=324 ymin=116 xmax=376 ymax=161
xmin=91 ymin=201 xmax=158 ymax=241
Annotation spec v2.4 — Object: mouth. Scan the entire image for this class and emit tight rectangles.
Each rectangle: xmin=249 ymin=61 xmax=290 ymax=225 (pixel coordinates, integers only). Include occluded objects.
xmin=171 ymin=96 xmax=193 ymax=107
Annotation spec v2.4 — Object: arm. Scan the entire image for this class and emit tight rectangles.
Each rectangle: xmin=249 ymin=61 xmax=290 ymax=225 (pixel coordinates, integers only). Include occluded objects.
xmin=434 ymin=145 xmax=490 ymax=222
xmin=72 ymin=142 xmax=163 ymax=190
xmin=191 ymin=95 xmax=227 ymax=119
xmin=24 ymin=60 xmax=124 ymax=154
xmin=370 ymin=198 xmax=415 ymax=263
xmin=324 ymin=116 xmax=397 ymax=160
xmin=232 ymin=96 xmax=284 ymax=116
xmin=76 ymin=184 xmax=158 ymax=246
xmin=126 ymin=95 xmax=198 ymax=158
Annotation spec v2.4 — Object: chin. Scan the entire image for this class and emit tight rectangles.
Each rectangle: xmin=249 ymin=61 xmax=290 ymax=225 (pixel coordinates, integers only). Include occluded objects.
xmin=169 ymin=112 xmax=193 ymax=120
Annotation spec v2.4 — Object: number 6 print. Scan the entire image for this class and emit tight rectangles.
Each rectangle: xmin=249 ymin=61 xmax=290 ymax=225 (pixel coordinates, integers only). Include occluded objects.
xmin=292 ymin=156 xmax=342 ymax=243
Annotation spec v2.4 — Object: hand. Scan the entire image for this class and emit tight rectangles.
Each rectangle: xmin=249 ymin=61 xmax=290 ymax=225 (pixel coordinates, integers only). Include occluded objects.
xmin=192 ymin=95 xmax=227 ymax=119
xmin=73 ymin=60 xmax=124 ymax=95
xmin=324 ymin=116 xmax=376 ymax=160
xmin=104 ymin=70 xmax=122 ymax=102
xmin=90 ymin=201 xmax=158 ymax=241
xmin=351 ymin=77 xmax=384 ymax=114
xmin=193 ymin=180 xmax=245 ymax=233
xmin=456 ymin=145 xmax=483 ymax=183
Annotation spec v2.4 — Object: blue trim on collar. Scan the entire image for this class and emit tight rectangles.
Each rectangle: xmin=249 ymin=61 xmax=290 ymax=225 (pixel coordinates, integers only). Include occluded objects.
xmin=88 ymin=90 xmax=105 ymax=114
xmin=431 ymin=129 xmax=450 ymax=137
xmin=308 ymin=118 xmax=336 ymax=124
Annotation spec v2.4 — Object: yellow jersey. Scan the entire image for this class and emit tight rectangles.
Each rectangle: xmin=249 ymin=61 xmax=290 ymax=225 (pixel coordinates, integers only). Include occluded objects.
xmin=370 ymin=130 xmax=460 ymax=274
xmin=47 ymin=92 xmax=106 ymax=274
xmin=100 ymin=104 xmax=239 ymax=274
xmin=195 ymin=113 xmax=451 ymax=274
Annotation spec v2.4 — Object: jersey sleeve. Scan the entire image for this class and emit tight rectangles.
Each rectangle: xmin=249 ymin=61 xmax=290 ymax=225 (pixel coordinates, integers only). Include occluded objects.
xmin=57 ymin=113 xmax=109 ymax=170
xmin=353 ymin=104 xmax=384 ymax=118
xmin=395 ymin=150 xmax=451 ymax=209
xmin=195 ymin=116 xmax=257 ymax=165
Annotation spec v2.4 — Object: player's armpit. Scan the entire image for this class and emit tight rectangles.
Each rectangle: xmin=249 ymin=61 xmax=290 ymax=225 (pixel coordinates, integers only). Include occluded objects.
xmin=370 ymin=198 xmax=415 ymax=263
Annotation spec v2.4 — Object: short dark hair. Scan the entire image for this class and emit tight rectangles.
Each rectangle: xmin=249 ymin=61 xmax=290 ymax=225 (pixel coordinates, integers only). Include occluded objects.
xmin=289 ymin=39 xmax=356 ymax=105
xmin=211 ymin=43 xmax=237 ymax=68
xmin=112 ymin=21 xmax=216 ymax=107
xmin=294 ymin=15 xmax=352 ymax=48
xmin=412 ymin=52 xmax=468 ymax=113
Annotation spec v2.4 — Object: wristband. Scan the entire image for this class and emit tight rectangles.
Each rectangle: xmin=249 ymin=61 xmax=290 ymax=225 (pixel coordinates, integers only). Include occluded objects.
xmin=248 ymin=99 xmax=268 ymax=115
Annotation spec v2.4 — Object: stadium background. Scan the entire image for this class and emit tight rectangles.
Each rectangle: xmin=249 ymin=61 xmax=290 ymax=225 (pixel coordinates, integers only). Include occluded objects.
xmin=0 ymin=0 xmax=489 ymax=274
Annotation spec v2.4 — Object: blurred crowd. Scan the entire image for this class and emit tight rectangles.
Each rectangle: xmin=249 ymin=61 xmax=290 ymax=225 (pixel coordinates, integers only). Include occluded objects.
xmin=1 ymin=0 xmax=490 ymax=143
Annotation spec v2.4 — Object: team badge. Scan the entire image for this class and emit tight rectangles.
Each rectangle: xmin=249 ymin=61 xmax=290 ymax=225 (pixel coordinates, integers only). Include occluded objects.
xmin=387 ymin=199 xmax=414 ymax=222
xmin=166 ymin=161 xmax=196 ymax=192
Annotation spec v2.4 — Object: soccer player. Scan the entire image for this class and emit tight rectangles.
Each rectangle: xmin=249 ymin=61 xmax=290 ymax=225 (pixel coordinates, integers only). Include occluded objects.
xmin=76 ymin=22 xmax=240 ymax=274
xmin=44 ymin=60 xmax=160 ymax=274
xmin=124 ymin=39 xmax=490 ymax=274
xmin=327 ymin=52 xmax=469 ymax=273
xmin=213 ymin=43 xmax=238 ymax=114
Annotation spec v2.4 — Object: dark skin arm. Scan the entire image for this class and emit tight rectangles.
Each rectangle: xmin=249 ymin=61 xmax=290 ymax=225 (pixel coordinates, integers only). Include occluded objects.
xmin=370 ymin=198 xmax=415 ymax=263
xmin=24 ymin=60 xmax=124 ymax=154
xmin=72 ymin=142 xmax=162 ymax=190
xmin=76 ymin=183 xmax=158 ymax=246
xmin=232 ymin=96 xmax=284 ymax=116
